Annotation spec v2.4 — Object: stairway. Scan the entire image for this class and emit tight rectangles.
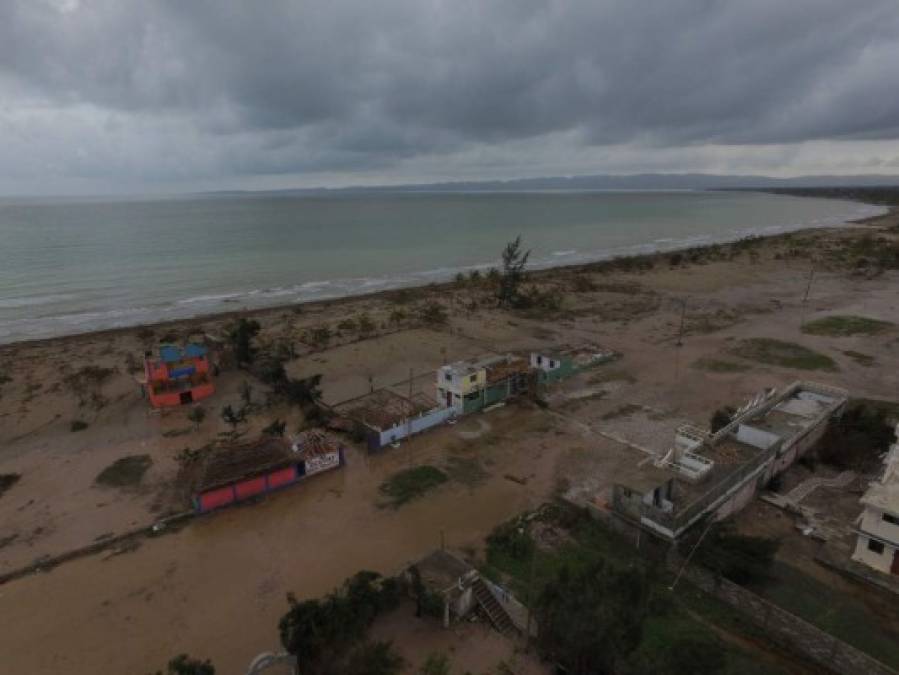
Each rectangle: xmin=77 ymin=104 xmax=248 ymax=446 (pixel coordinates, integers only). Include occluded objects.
xmin=472 ymin=578 xmax=517 ymax=636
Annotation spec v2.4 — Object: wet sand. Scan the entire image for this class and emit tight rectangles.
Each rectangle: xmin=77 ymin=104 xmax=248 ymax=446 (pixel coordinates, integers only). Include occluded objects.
xmin=1 ymin=207 xmax=898 ymax=673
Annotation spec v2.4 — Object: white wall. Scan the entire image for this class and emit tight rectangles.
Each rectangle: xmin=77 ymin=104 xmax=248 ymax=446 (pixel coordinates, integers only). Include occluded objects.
xmin=378 ymin=407 xmax=455 ymax=446
xmin=852 ymin=534 xmax=896 ymax=574
xmin=859 ymin=507 xmax=899 ymax=546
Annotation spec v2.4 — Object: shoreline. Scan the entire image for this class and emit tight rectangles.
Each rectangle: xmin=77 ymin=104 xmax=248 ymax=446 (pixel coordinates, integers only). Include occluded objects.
xmin=1 ymin=202 xmax=894 ymax=353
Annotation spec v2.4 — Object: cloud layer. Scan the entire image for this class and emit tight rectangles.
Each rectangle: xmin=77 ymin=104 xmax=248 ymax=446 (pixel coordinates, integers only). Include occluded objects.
xmin=2 ymin=0 xmax=899 ymax=193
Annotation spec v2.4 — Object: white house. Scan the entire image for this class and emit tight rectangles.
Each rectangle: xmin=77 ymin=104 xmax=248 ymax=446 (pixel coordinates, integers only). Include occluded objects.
xmin=852 ymin=424 xmax=899 ymax=576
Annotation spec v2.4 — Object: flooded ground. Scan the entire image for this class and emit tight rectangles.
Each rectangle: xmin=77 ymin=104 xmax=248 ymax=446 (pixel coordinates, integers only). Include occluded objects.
xmin=1 ymin=217 xmax=899 ymax=672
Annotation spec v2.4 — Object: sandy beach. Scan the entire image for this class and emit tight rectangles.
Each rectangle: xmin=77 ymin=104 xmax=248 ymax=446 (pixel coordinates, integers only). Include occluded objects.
xmin=1 ymin=203 xmax=898 ymax=673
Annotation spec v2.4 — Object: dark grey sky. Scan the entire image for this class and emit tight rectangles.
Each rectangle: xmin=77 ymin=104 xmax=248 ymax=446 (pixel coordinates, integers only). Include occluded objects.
xmin=2 ymin=0 xmax=899 ymax=194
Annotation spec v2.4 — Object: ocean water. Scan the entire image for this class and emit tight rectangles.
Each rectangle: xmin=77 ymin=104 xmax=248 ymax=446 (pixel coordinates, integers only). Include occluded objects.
xmin=0 ymin=190 xmax=884 ymax=344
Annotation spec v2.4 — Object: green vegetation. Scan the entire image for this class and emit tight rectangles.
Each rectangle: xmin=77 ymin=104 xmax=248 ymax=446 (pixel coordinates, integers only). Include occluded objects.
xmin=227 ymin=318 xmax=261 ymax=364
xmin=710 ymin=406 xmax=736 ymax=433
xmin=278 ymin=570 xmax=402 ymax=675
xmin=497 ymin=235 xmax=530 ymax=308
xmin=801 ymin=315 xmax=893 ymax=337
xmin=684 ymin=523 xmax=779 ymax=585
xmin=483 ymin=507 xmax=777 ymax=674
xmin=418 ymin=653 xmax=451 ymax=675
xmin=378 ymin=465 xmax=448 ymax=507
xmin=220 ymin=404 xmax=246 ymax=431
xmin=418 ymin=301 xmax=448 ymax=325
xmin=64 ymin=365 xmax=116 ymax=408
xmin=842 ymin=350 xmax=876 ymax=366
xmin=95 ymin=454 xmax=152 ymax=487
xmin=536 ymin=558 xmax=654 ymax=674
xmin=341 ymin=641 xmax=404 ymax=675
xmin=756 ymin=561 xmax=899 ymax=669
xmin=601 ymin=403 xmax=643 ymax=420
xmin=155 ymin=654 xmax=215 ymax=675
xmin=693 ymin=358 xmax=751 ymax=373
xmin=262 ymin=418 xmax=287 ymax=437
xmin=0 ymin=473 xmax=21 ymax=499
xmin=732 ymin=338 xmax=837 ymax=371
xmin=187 ymin=406 xmax=206 ymax=431
xmin=817 ymin=400 xmax=896 ymax=471
xmin=70 ymin=419 xmax=89 ymax=432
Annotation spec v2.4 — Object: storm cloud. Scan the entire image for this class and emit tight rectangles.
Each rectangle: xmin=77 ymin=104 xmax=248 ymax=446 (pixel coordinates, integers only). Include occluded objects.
xmin=2 ymin=0 xmax=899 ymax=193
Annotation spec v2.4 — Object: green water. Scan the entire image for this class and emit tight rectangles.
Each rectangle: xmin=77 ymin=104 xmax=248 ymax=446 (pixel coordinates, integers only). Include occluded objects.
xmin=0 ymin=190 xmax=882 ymax=343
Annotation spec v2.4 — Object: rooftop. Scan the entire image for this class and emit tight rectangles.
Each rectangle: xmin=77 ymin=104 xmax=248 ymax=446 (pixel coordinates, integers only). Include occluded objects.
xmin=535 ymin=343 xmax=615 ymax=366
xmin=196 ymin=437 xmax=294 ymax=492
xmin=484 ymin=357 xmax=530 ymax=385
xmin=443 ymin=353 xmax=506 ymax=377
xmin=338 ymin=389 xmax=435 ymax=430
xmin=413 ymin=549 xmax=475 ymax=592
xmin=292 ymin=430 xmax=342 ymax=458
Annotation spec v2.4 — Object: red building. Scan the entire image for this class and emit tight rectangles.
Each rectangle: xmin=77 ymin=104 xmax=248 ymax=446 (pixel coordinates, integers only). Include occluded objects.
xmin=191 ymin=432 xmax=345 ymax=513
xmin=144 ymin=343 xmax=215 ymax=408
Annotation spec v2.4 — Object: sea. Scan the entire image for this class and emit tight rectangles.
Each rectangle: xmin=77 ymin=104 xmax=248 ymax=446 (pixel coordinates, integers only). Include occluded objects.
xmin=0 ymin=190 xmax=885 ymax=344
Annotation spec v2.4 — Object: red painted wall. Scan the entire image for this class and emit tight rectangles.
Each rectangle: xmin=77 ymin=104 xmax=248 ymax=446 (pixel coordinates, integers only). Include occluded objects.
xmin=198 ymin=486 xmax=235 ymax=511
xmin=234 ymin=476 xmax=267 ymax=500
xmin=266 ymin=466 xmax=297 ymax=489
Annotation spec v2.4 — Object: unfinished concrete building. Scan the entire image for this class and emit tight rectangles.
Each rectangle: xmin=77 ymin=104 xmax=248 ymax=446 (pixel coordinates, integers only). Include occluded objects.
xmin=853 ymin=424 xmax=899 ymax=576
xmin=610 ymin=381 xmax=848 ymax=541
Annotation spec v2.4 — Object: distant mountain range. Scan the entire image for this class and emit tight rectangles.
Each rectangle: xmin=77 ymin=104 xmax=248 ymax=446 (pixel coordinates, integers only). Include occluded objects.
xmin=206 ymin=172 xmax=899 ymax=196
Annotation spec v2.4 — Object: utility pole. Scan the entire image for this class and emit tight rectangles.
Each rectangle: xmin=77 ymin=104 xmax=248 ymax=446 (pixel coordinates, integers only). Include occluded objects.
xmin=407 ymin=367 xmax=414 ymax=466
xmin=800 ymin=262 xmax=815 ymax=329
xmin=675 ymin=298 xmax=687 ymax=347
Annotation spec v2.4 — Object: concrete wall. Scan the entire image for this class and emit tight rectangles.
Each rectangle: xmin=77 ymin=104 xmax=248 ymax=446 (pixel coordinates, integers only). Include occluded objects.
xmin=852 ymin=534 xmax=897 ymax=574
xmin=859 ymin=507 xmax=899 ymax=544
xmin=377 ymin=406 xmax=455 ymax=447
xmin=482 ymin=577 xmax=537 ymax=637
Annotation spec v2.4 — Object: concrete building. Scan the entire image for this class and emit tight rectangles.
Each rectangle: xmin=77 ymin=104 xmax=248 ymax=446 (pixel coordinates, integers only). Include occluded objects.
xmin=143 ymin=343 xmax=215 ymax=408
xmin=852 ymin=425 xmax=899 ymax=576
xmin=336 ymin=388 xmax=454 ymax=451
xmin=612 ymin=381 xmax=848 ymax=541
xmin=187 ymin=431 xmax=344 ymax=513
xmin=436 ymin=354 xmax=530 ymax=415
xmin=529 ymin=344 xmax=616 ymax=385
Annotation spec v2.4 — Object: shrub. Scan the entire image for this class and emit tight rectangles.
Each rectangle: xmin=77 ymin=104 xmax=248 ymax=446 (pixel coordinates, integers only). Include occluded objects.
xmin=0 ymin=473 xmax=21 ymax=499
xmin=687 ymin=522 xmax=779 ymax=586
xmin=418 ymin=301 xmax=448 ymax=326
xmin=732 ymin=338 xmax=836 ymax=371
xmin=388 ymin=309 xmax=406 ymax=326
xmin=709 ymin=406 xmax=735 ymax=433
xmin=187 ymin=406 xmax=206 ymax=430
xmin=379 ymin=466 xmax=448 ymax=507
xmin=278 ymin=571 xmax=402 ymax=672
xmin=817 ymin=402 xmax=896 ymax=471
xmin=161 ymin=653 xmax=215 ymax=675
xmin=487 ymin=520 xmax=535 ymax=561
xmin=70 ymin=419 xmax=89 ymax=432
xmin=357 ymin=313 xmax=376 ymax=335
xmin=95 ymin=455 xmax=153 ymax=488
xmin=263 ymin=419 xmax=287 ymax=437
xmin=227 ymin=318 xmax=261 ymax=364
xmin=802 ymin=315 xmax=894 ymax=337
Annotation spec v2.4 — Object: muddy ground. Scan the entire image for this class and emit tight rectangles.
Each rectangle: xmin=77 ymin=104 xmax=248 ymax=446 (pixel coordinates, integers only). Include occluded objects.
xmin=1 ymin=209 xmax=898 ymax=673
